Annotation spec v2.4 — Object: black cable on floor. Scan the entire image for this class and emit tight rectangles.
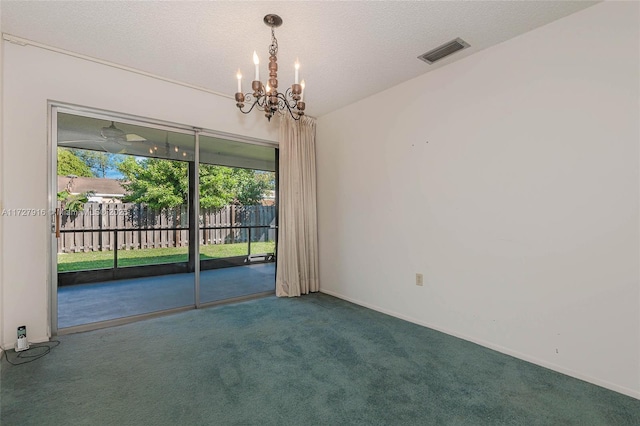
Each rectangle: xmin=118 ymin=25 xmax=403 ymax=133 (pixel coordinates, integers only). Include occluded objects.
xmin=2 ymin=341 xmax=60 ymax=366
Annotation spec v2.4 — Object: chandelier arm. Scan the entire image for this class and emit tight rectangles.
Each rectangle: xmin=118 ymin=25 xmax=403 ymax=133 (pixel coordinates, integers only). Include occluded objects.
xmin=238 ymin=100 xmax=260 ymax=115
xmin=282 ymin=87 xmax=299 ymax=109
xmin=275 ymin=92 xmax=301 ymax=120
xmin=237 ymin=92 xmax=267 ymax=114
xmin=275 ymin=92 xmax=292 ymax=110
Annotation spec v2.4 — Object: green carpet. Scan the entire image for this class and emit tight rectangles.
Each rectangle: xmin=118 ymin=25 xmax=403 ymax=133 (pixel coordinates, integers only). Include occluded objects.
xmin=1 ymin=293 xmax=639 ymax=425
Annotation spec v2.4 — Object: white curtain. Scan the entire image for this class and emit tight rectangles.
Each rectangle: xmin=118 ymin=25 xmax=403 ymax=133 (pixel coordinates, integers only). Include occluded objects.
xmin=275 ymin=115 xmax=319 ymax=297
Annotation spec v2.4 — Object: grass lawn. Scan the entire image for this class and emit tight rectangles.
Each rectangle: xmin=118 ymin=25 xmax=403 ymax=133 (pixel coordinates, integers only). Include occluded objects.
xmin=58 ymin=241 xmax=275 ymax=272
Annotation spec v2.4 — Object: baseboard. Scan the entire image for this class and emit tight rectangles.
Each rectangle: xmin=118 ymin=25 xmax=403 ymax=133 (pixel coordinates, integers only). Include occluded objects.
xmin=319 ymin=288 xmax=640 ymax=400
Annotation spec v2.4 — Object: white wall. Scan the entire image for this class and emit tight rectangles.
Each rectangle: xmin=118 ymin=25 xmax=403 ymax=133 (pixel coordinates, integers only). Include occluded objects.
xmin=0 ymin=41 xmax=277 ymax=348
xmin=317 ymin=2 xmax=639 ymax=398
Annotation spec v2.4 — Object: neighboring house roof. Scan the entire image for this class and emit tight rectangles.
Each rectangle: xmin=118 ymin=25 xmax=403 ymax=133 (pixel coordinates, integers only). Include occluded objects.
xmin=58 ymin=176 xmax=128 ymax=197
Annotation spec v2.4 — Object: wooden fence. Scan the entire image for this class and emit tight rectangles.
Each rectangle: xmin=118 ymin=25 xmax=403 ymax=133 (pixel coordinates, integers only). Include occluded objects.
xmin=58 ymin=203 xmax=276 ymax=254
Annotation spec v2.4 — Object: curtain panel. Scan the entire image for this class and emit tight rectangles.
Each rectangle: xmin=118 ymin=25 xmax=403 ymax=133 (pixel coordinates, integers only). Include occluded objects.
xmin=275 ymin=115 xmax=319 ymax=297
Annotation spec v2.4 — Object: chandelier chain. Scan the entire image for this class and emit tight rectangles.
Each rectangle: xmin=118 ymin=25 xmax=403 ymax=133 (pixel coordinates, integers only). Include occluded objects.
xmin=269 ymin=27 xmax=278 ymax=57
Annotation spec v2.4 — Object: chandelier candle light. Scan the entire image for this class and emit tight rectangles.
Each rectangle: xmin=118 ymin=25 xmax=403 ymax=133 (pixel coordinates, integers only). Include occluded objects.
xmin=235 ymin=14 xmax=306 ymax=121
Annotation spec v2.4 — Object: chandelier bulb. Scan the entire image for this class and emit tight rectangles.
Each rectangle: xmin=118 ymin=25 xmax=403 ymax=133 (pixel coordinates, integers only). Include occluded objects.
xmin=253 ymin=51 xmax=260 ymax=81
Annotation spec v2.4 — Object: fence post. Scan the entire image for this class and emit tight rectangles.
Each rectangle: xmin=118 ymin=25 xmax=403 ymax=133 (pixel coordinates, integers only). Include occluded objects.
xmin=113 ymin=230 xmax=118 ymax=269
xmin=98 ymin=203 xmax=103 ymax=251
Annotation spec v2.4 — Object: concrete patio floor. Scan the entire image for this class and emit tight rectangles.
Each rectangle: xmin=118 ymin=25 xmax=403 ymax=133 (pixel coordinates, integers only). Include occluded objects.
xmin=58 ymin=263 xmax=275 ymax=328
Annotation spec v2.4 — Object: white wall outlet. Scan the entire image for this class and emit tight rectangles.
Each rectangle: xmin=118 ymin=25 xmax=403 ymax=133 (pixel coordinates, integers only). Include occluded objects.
xmin=416 ymin=273 xmax=424 ymax=286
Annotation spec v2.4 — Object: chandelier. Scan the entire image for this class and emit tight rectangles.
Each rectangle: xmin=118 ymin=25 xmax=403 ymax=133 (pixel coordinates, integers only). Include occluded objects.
xmin=234 ymin=14 xmax=306 ymax=121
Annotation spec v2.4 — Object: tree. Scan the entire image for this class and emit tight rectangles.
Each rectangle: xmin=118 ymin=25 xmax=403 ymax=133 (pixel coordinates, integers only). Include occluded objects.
xmin=57 ymin=148 xmax=94 ymax=177
xmin=72 ymin=150 xmax=121 ymax=178
xmin=57 ymin=190 xmax=91 ymax=212
xmin=118 ymin=157 xmax=274 ymax=210
xmin=233 ymin=169 xmax=274 ymax=206
xmin=119 ymin=157 xmax=188 ymax=209
xmin=199 ymin=165 xmax=241 ymax=210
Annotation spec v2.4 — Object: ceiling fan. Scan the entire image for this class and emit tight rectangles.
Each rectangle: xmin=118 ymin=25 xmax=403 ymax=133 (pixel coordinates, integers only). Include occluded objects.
xmin=58 ymin=121 xmax=146 ymax=154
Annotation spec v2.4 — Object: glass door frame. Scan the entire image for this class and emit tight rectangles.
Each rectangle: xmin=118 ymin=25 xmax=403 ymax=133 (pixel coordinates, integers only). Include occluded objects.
xmin=48 ymin=102 xmax=277 ymax=335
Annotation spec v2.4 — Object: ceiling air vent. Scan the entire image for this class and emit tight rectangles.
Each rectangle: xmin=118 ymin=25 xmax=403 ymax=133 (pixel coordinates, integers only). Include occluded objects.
xmin=418 ymin=38 xmax=470 ymax=64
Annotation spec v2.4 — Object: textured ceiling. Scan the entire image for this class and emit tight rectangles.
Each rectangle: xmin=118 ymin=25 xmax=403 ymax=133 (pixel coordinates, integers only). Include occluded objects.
xmin=1 ymin=1 xmax=597 ymax=117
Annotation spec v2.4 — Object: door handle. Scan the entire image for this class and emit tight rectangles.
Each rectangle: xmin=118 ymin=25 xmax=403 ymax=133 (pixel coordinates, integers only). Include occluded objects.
xmin=55 ymin=208 xmax=61 ymax=238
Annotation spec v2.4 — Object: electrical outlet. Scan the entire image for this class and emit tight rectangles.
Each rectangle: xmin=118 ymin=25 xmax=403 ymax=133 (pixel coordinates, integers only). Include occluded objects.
xmin=416 ymin=273 xmax=424 ymax=286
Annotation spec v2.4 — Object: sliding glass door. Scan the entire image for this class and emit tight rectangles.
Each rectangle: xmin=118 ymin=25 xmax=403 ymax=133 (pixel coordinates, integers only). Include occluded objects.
xmin=54 ymin=110 xmax=197 ymax=329
xmin=51 ymin=106 xmax=277 ymax=333
xmin=198 ymin=134 xmax=277 ymax=304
